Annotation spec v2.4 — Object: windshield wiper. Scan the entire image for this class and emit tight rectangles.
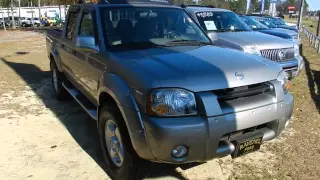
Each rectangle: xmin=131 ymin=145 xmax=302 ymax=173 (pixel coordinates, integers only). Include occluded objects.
xmin=166 ymin=40 xmax=211 ymax=46
xmin=113 ymin=41 xmax=169 ymax=50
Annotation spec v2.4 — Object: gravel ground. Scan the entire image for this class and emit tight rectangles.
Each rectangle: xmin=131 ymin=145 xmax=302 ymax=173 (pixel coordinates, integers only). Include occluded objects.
xmin=0 ymin=30 xmax=319 ymax=180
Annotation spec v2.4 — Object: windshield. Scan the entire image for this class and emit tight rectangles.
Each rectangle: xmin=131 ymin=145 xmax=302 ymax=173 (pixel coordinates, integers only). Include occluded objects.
xmin=255 ymin=18 xmax=277 ymax=28
xmin=240 ymin=16 xmax=268 ymax=30
xmin=268 ymin=17 xmax=282 ymax=25
xmin=195 ymin=11 xmax=252 ymax=32
xmin=275 ymin=18 xmax=286 ymax=25
xmin=100 ymin=7 xmax=210 ymax=50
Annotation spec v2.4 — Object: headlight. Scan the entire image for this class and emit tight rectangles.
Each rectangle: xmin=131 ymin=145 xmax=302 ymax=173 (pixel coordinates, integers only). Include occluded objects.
xmin=294 ymin=43 xmax=299 ymax=57
xmin=243 ymin=46 xmax=262 ymax=57
xmin=147 ymin=89 xmax=197 ymax=116
xmin=277 ymin=71 xmax=291 ymax=94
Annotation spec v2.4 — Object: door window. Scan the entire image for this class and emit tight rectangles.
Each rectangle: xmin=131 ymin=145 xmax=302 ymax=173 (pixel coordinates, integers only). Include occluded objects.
xmin=66 ymin=12 xmax=78 ymax=40
xmin=79 ymin=13 xmax=94 ymax=36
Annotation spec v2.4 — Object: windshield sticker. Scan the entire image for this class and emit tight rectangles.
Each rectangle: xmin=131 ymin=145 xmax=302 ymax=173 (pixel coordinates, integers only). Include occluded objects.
xmin=204 ymin=21 xmax=217 ymax=30
xmin=196 ymin=12 xmax=213 ymax=18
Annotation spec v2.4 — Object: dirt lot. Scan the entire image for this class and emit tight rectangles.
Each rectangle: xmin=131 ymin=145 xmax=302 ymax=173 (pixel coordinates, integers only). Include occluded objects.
xmin=0 ymin=30 xmax=320 ymax=180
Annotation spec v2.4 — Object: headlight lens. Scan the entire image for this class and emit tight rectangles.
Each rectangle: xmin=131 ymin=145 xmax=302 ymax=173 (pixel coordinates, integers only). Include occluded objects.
xmin=243 ymin=46 xmax=262 ymax=57
xmin=294 ymin=43 xmax=300 ymax=57
xmin=292 ymin=35 xmax=299 ymax=40
xmin=277 ymin=71 xmax=291 ymax=94
xmin=147 ymin=89 xmax=197 ymax=116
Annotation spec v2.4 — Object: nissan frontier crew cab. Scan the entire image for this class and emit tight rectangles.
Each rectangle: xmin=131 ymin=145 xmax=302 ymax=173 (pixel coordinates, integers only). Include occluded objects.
xmin=46 ymin=1 xmax=294 ymax=179
xmin=184 ymin=6 xmax=304 ymax=79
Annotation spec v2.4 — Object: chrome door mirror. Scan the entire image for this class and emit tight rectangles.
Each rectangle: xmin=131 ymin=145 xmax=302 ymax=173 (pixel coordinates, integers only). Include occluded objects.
xmin=75 ymin=36 xmax=99 ymax=53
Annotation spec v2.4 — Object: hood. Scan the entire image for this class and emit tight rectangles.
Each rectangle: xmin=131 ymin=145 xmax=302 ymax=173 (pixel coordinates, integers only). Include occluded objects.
xmin=258 ymin=29 xmax=292 ymax=39
xmin=214 ymin=31 xmax=293 ymax=50
xmin=272 ymin=28 xmax=297 ymax=36
xmin=276 ymin=25 xmax=298 ymax=32
xmin=285 ymin=22 xmax=297 ymax=27
xmin=113 ymin=46 xmax=282 ymax=92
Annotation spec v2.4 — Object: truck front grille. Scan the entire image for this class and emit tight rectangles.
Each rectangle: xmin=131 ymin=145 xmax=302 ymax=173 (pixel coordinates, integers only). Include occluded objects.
xmin=260 ymin=48 xmax=294 ymax=62
xmin=214 ymin=83 xmax=271 ymax=102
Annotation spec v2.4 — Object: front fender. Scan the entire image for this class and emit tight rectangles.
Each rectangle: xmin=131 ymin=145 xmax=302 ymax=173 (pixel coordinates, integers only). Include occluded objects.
xmin=98 ymin=72 xmax=155 ymax=161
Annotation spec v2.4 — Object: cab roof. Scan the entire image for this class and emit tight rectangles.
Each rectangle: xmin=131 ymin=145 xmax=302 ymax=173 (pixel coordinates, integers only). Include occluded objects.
xmin=74 ymin=0 xmax=176 ymax=6
xmin=185 ymin=6 xmax=232 ymax=14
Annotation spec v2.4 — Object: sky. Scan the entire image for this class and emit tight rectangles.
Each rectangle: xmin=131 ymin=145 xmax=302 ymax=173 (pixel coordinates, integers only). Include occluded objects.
xmin=307 ymin=0 xmax=320 ymax=11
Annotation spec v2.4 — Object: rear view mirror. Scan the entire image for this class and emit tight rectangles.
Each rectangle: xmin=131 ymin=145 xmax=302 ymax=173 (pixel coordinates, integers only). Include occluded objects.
xmin=207 ymin=32 xmax=218 ymax=42
xmin=75 ymin=36 xmax=99 ymax=53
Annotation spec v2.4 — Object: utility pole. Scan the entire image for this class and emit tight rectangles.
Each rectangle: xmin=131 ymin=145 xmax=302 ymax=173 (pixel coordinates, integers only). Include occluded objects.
xmin=317 ymin=10 xmax=320 ymax=37
xmin=31 ymin=1 xmax=34 ymax=26
xmin=10 ymin=0 xmax=15 ymax=29
xmin=38 ymin=0 xmax=41 ymax=20
xmin=297 ymin=0 xmax=304 ymax=30
xmin=1 ymin=3 xmax=6 ymax=31
xmin=18 ymin=0 xmax=20 ymax=20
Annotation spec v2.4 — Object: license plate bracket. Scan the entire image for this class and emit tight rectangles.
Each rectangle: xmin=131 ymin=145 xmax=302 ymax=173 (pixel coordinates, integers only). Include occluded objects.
xmin=231 ymin=133 xmax=263 ymax=158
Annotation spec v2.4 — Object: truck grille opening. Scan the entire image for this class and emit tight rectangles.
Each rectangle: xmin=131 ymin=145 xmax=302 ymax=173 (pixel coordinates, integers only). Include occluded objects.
xmin=260 ymin=48 xmax=294 ymax=62
xmin=214 ymin=83 xmax=271 ymax=102
xmin=220 ymin=123 xmax=268 ymax=141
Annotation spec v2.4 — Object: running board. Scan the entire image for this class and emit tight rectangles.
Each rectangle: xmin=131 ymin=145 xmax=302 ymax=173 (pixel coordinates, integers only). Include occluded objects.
xmin=62 ymin=82 xmax=97 ymax=120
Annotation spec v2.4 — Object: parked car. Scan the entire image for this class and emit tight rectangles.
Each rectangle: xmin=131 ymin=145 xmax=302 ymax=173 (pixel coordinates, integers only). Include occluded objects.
xmin=20 ymin=17 xmax=32 ymax=27
xmin=46 ymin=1 xmax=293 ymax=179
xmin=32 ymin=18 xmax=41 ymax=27
xmin=274 ymin=17 xmax=297 ymax=29
xmin=185 ymin=6 xmax=303 ymax=78
xmin=4 ymin=17 xmax=19 ymax=27
xmin=240 ymin=16 xmax=301 ymax=49
xmin=257 ymin=16 xmax=298 ymax=32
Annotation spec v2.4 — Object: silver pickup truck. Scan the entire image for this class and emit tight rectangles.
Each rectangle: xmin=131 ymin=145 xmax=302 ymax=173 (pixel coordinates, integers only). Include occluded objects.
xmin=46 ymin=1 xmax=294 ymax=179
xmin=185 ymin=6 xmax=304 ymax=79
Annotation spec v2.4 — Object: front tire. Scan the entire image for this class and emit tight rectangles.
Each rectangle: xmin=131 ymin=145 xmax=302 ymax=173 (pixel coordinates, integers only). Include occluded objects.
xmin=98 ymin=106 xmax=149 ymax=180
xmin=50 ymin=61 xmax=69 ymax=101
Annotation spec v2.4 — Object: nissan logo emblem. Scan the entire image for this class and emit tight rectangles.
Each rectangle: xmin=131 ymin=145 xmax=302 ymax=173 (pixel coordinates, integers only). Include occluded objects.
xmin=235 ymin=72 xmax=244 ymax=80
xmin=278 ymin=50 xmax=285 ymax=60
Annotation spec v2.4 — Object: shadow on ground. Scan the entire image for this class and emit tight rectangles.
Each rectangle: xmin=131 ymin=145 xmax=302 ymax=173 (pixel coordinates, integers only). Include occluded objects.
xmin=303 ymin=55 xmax=320 ymax=112
xmin=0 ymin=56 xmax=193 ymax=180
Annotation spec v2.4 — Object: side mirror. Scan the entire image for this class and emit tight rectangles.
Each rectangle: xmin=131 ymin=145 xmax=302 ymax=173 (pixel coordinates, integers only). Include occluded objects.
xmin=207 ymin=32 xmax=218 ymax=42
xmin=75 ymin=36 xmax=99 ymax=53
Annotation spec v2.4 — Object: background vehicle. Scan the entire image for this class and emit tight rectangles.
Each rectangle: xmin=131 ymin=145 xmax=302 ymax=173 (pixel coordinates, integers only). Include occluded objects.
xmin=252 ymin=15 xmax=298 ymax=32
xmin=46 ymin=1 xmax=293 ymax=179
xmin=4 ymin=17 xmax=19 ymax=27
xmin=32 ymin=18 xmax=41 ymax=27
xmin=19 ymin=17 xmax=32 ymax=27
xmin=275 ymin=17 xmax=297 ymax=28
xmin=185 ymin=6 xmax=303 ymax=79
xmin=240 ymin=16 xmax=301 ymax=48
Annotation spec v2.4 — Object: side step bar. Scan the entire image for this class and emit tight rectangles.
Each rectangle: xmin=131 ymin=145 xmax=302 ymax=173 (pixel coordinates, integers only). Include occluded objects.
xmin=62 ymin=82 xmax=98 ymax=120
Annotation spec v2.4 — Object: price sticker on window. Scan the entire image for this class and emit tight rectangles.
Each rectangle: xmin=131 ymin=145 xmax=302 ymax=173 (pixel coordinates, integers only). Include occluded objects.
xmin=204 ymin=21 xmax=217 ymax=30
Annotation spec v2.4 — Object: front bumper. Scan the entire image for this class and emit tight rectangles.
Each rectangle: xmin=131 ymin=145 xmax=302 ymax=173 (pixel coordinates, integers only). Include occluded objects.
xmin=141 ymin=89 xmax=293 ymax=163
xmin=278 ymin=55 xmax=304 ymax=79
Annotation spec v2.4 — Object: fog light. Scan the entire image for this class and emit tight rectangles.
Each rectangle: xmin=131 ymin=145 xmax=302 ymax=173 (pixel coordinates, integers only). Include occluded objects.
xmin=172 ymin=146 xmax=188 ymax=158
xmin=285 ymin=120 xmax=290 ymax=128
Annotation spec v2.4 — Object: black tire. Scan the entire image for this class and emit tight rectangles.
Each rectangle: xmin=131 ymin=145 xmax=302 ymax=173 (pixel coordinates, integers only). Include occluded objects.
xmin=98 ymin=106 xmax=149 ymax=180
xmin=50 ymin=61 xmax=69 ymax=101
